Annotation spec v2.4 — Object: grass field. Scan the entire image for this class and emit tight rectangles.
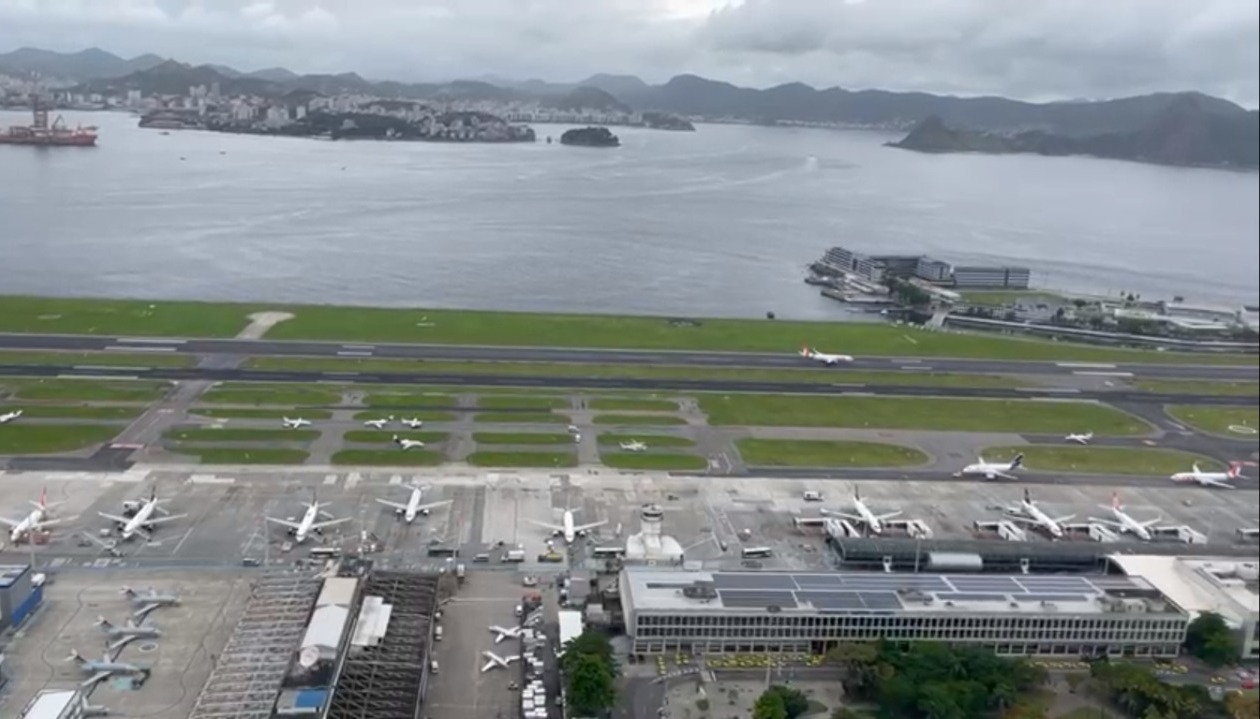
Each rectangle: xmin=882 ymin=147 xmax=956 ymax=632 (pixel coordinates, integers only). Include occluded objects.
xmin=331 ymin=449 xmax=443 ymax=466
xmin=0 ymin=424 xmax=123 ymax=453
xmin=351 ymin=410 xmax=457 ymax=422
xmin=192 ymin=407 xmax=334 ymax=420
xmin=163 ymin=428 xmax=319 ymax=442
xmin=473 ymin=412 xmax=567 ymax=424
xmin=735 ymin=439 xmax=930 ymax=467
xmin=364 ymin=391 xmax=454 ymax=407
xmin=592 ymin=414 xmax=689 ymax=426
xmin=1132 ymin=380 xmax=1260 ymax=396
xmin=342 ymin=430 xmax=449 ymax=443
xmin=0 ymin=350 xmax=196 ymax=367
xmin=466 ymin=450 xmax=577 ymax=468
xmin=588 ymin=397 xmax=679 ymax=411
xmin=597 ymin=434 xmax=695 ymax=447
xmin=5 ymin=295 xmax=1254 ymax=364
xmin=472 ymin=432 xmax=575 ymax=445
xmin=601 ymin=453 xmax=709 ymax=471
xmin=13 ymin=405 xmax=146 ymax=420
xmin=168 ymin=447 xmax=311 ymax=464
xmin=1165 ymin=406 xmax=1260 ymax=436
xmin=979 ymin=446 xmax=1222 ymax=475
xmin=701 ymin=396 xmax=1152 ymax=435
xmin=3 ymin=379 xmax=169 ymax=403
xmin=199 ymin=383 xmax=344 ymax=406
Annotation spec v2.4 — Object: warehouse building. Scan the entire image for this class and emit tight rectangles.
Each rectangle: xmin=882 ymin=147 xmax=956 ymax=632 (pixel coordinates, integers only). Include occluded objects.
xmin=620 ymin=567 xmax=1187 ymax=659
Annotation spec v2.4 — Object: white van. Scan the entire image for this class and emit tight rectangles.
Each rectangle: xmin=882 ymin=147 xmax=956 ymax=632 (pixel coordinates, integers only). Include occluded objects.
xmin=802 ymin=491 xmax=823 ymax=502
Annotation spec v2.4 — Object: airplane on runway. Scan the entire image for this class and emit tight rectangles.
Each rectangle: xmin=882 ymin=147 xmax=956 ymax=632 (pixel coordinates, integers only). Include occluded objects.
xmin=392 ymin=435 xmax=426 ymax=450
xmin=266 ymin=491 xmax=352 ymax=543
xmin=120 ymin=586 xmax=181 ymax=620
xmin=96 ymin=616 xmax=161 ymax=650
xmin=67 ymin=648 xmax=149 ymax=687
xmin=282 ymin=416 xmax=311 ymax=429
xmin=401 ymin=417 xmax=425 ymax=429
xmin=1087 ymin=492 xmax=1170 ymax=542
xmin=98 ymin=490 xmax=187 ymax=542
xmin=375 ymin=485 xmax=451 ymax=523
xmin=0 ymin=487 xmax=73 ymax=543
xmin=1170 ymin=462 xmax=1250 ymax=489
xmin=798 ymin=346 xmax=854 ymax=365
xmin=1003 ymin=489 xmax=1082 ymax=540
xmin=489 ymin=624 xmax=529 ymax=643
xmin=481 ymin=651 xmax=520 ymax=672
xmin=619 ymin=440 xmax=647 ymax=452
xmin=364 ymin=416 xmax=394 ymax=429
xmin=1065 ymin=432 xmax=1094 ymax=444
xmin=956 ymin=454 xmax=1024 ymax=481
xmin=0 ymin=408 xmax=21 ymax=424
xmin=529 ymin=508 xmax=607 ymax=544
xmin=821 ymin=490 xmax=905 ymax=535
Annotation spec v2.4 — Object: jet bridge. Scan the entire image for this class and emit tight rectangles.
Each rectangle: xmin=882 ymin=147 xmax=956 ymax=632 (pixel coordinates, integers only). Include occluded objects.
xmin=1082 ymin=523 xmax=1122 ymax=543
xmin=1152 ymin=525 xmax=1208 ymax=545
xmin=974 ymin=519 xmax=1028 ymax=542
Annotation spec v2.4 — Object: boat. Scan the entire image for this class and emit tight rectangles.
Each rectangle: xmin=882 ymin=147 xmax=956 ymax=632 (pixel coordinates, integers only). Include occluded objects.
xmin=0 ymin=95 xmax=98 ymax=147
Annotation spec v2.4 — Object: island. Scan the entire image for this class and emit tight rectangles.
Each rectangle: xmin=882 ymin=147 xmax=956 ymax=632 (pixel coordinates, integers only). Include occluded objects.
xmin=560 ymin=126 xmax=621 ymax=147
xmin=142 ymin=107 xmax=536 ymax=143
xmin=641 ymin=111 xmax=695 ymax=132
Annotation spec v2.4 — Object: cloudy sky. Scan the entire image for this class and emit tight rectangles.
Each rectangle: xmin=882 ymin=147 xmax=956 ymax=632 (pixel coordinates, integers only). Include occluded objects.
xmin=1 ymin=0 xmax=1257 ymax=105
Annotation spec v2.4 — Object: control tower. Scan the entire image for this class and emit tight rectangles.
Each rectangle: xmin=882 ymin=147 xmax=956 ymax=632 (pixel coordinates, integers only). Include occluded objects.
xmin=624 ymin=504 xmax=683 ymax=564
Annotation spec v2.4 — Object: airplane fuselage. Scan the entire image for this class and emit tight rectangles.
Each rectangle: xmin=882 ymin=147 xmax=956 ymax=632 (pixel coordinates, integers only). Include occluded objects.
xmin=561 ymin=511 xmax=577 ymax=543
xmin=853 ymin=499 xmax=883 ymax=534
xmin=8 ymin=506 xmax=47 ymax=542
xmin=120 ymin=501 xmax=160 ymax=540
xmin=290 ymin=504 xmax=321 ymax=543
xmin=1021 ymin=501 xmax=1064 ymax=538
xmin=1109 ymin=507 xmax=1153 ymax=540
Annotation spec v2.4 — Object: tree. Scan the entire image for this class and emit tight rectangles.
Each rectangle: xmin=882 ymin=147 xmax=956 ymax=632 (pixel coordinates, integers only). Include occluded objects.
xmin=762 ymin=685 xmax=809 ymax=719
xmin=753 ymin=691 xmax=788 ymax=719
xmin=564 ymin=652 xmax=616 ymax=716
xmin=830 ymin=709 xmax=863 ymax=719
xmin=1184 ymin=611 xmax=1238 ymax=667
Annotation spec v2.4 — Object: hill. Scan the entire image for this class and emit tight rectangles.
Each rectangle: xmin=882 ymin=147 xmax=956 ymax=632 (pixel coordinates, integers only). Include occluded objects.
xmin=543 ymin=86 xmax=630 ymax=113
xmin=0 ymin=47 xmax=163 ymax=79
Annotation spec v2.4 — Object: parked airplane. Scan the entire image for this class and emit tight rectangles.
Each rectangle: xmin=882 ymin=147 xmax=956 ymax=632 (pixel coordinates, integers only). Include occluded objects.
xmin=282 ymin=417 xmax=311 ymax=429
xmin=67 ymin=648 xmax=149 ymax=687
xmin=98 ymin=490 xmax=187 ymax=542
xmin=481 ymin=651 xmax=520 ymax=672
xmin=0 ymin=408 xmax=22 ymax=424
xmin=1088 ymin=492 xmax=1167 ymax=542
xmin=529 ymin=508 xmax=607 ymax=544
xmin=401 ymin=417 xmax=425 ymax=429
xmin=1004 ymin=489 xmax=1079 ymax=539
xmin=375 ymin=485 xmax=451 ymax=523
xmin=120 ymin=586 xmax=180 ymax=620
xmin=0 ymin=488 xmax=72 ymax=543
xmin=619 ymin=440 xmax=647 ymax=452
xmin=821 ymin=490 xmax=904 ymax=535
xmin=266 ymin=491 xmax=352 ymax=543
xmin=798 ymin=346 xmax=854 ymax=365
xmin=956 ymin=453 xmax=1024 ymax=480
xmin=1065 ymin=432 xmax=1094 ymax=445
xmin=364 ymin=416 xmax=394 ymax=429
xmin=96 ymin=616 xmax=161 ymax=650
xmin=392 ymin=435 xmax=426 ymax=451
xmin=1170 ymin=462 xmax=1249 ymax=489
xmin=489 ymin=625 xmax=528 ymax=643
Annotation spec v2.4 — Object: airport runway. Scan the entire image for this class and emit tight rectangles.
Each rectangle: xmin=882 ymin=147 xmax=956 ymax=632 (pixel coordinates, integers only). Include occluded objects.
xmin=3 ymin=363 xmax=1256 ymax=405
xmin=744 ymin=467 xmax=1254 ymax=489
xmin=1 ymin=332 xmax=1256 ymax=380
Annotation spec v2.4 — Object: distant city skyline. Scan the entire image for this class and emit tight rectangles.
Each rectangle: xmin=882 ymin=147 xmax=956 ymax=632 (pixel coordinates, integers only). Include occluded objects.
xmin=0 ymin=0 xmax=1256 ymax=107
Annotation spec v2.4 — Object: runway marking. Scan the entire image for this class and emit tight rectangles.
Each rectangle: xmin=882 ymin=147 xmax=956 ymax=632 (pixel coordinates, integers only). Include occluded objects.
xmin=105 ymin=345 xmax=177 ymax=353
xmin=346 ymin=472 xmax=362 ymax=490
xmin=1072 ymin=371 xmax=1134 ymax=378
xmin=390 ymin=475 xmax=403 ymax=485
xmin=899 ymin=366 xmax=933 ymax=371
xmin=342 ymin=344 xmax=376 ymax=351
xmin=187 ymin=474 xmax=235 ymax=484
xmin=74 ymin=364 xmax=150 ymax=371
xmin=336 ymin=350 xmax=373 ymax=357
xmin=1018 ymin=387 xmax=1080 ymax=393
xmin=114 ymin=338 xmax=187 ymax=345
xmin=1057 ymin=362 xmax=1117 ymax=369
xmin=323 ymin=474 xmax=338 ymax=486
xmin=840 ymin=391 xmax=876 ymax=397
xmin=326 ymin=371 xmax=360 ymax=376
xmin=57 ymin=373 xmax=139 ymax=381
xmin=171 ymin=526 xmax=195 ymax=556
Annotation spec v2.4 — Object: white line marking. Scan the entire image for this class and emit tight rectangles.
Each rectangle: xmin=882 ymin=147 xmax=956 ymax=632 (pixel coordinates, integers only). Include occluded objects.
xmin=74 ymin=365 xmax=149 ymax=371
xmin=346 ymin=473 xmax=362 ymax=490
xmin=342 ymin=345 xmax=376 ymax=351
xmin=1056 ymin=362 xmax=1116 ymax=369
xmin=1017 ymin=387 xmax=1081 ymax=393
xmin=105 ymin=345 xmax=176 ymax=352
xmin=899 ymin=366 xmax=933 ymax=371
xmin=56 ymin=374 xmax=139 ymax=381
xmin=1072 ymin=371 xmax=1134 ymax=378
xmin=336 ymin=351 xmax=373 ymax=357
xmin=840 ymin=392 xmax=876 ymax=397
xmin=114 ymin=338 xmax=187 ymax=345
xmin=323 ymin=475 xmax=338 ymax=486
xmin=171 ymin=526 xmax=195 ymax=556
xmin=390 ymin=475 xmax=403 ymax=485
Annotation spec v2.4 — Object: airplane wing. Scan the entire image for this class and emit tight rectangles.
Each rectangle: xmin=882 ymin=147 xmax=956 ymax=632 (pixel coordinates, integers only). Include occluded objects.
xmin=143 ymin=513 xmax=187 ymax=526
xmin=374 ymin=499 xmax=408 ymax=511
xmin=310 ymin=517 xmax=352 ymax=531
xmin=415 ymin=500 xmax=453 ymax=513
xmin=1203 ymin=477 xmax=1234 ymax=489
xmin=32 ymin=516 xmax=74 ymax=529
xmin=98 ymin=511 xmax=130 ymax=523
xmin=1087 ymin=517 xmax=1120 ymax=528
xmin=572 ymin=520 xmax=608 ymax=533
xmin=989 ymin=470 xmax=1018 ymax=480
xmin=874 ymin=511 xmax=903 ymax=521
xmin=81 ymin=671 xmax=112 ymax=689
xmin=527 ymin=519 xmax=565 ymax=532
xmin=265 ymin=517 xmax=303 ymax=530
xmin=0 ymin=516 xmax=19 ymax=528
xmin=829 ymin=511 xmax=863 ymax=524
xmin=1052 ymin=514 xmax=1078 ymax=524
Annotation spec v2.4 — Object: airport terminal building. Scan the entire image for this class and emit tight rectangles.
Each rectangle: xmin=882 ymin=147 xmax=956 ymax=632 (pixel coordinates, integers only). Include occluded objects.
xmin=619 ymin=567 xmax=1188 ymax=659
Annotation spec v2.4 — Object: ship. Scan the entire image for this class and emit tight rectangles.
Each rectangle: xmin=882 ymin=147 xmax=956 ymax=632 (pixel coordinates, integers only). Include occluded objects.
xmin=0 ymin=94 xmax=98 ymax=147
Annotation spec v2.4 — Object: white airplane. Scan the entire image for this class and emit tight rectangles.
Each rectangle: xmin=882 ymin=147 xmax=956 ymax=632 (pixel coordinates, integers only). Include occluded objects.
xmin=98 ymin=490 xmax=187 ymax=542
xmin=619 ymin=440 xmax=647 ymax=452
xmin=96 ymin=616 xmax=161 ymax=650
xmin=529 ymin=508 xmax=607 ymax=544
xmin=401 ymin=417 xmax=424 ymax=429
xmin=480 ymin=651 xmax=521 ymax=673
xmin=282 ymin=416 xmax=311 ymax=428
xmin=121 ymin=586 xmax=180 ymax=620
xmin=1088 ymin=492 xmax=1166 ymax=542
xmin=392 ymin=434 xmax=425 ymax=450
xmin=375 ymin=485 xmax=451 ymax=523
xmin=0 ymin=487 xmax=72 ymax=544
xmin=363 ymin=416 xmax=394 ymax=429
xmin=1065 ymin=432 xmax=1094 ymax=445
xmin=956 ymin=453 xmax=1024 ymax=480
xmin=822 ymin=490 xmax=903 ymax=535
xmin=798 ymin=346 xmax=854 ymax=365
xmin=266 ymin=491 xmax=352 ymax=543
xmin=1170 ymin=461 xmax=1249 ymax=489
xmin=489 ymin=624 xmax=529 ymax=643
xmin=0 ymin=408 xmax=22 ymax=424
xmin=1004 ymin=489 xmax=1078 ymax=540
xmin=66 ymin=648 xmax=149 ymax=687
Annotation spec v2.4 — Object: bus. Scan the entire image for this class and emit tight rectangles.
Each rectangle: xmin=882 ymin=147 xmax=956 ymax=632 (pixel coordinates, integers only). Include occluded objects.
xmin=309 ymin=546 xmax=342 ymax=558
xmin=590 ymin=546 xmax=626 ymax=559
xmin=740 ymin=547 xmax=773 ymax=559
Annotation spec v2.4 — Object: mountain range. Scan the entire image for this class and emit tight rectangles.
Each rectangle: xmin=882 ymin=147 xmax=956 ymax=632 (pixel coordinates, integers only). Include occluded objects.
xmin=2 ymin=47 xmax=1256 ymax=168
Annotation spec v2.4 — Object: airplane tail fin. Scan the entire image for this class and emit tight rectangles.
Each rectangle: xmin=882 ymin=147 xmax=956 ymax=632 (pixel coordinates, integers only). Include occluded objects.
xmin=1010 ymin=454 xmax=1024 ymax=470
xmin=1111 ymin=492 xmax=1122 ymax=510
xmin=67 ymin=649 xmax=85 ymax=664
xmin=120 ymin=586 xmax=135 ymax=597
xmin=39 ymin=487 xmax=47 ymax=508
xmin=1192 ymin=463 xmax=1201 ymax=474
xmin=1228 ymin=462 xmax=1243 ymax=479
xmin=1023 ymin=488 xmax=1031 ymax=503
xmin=96 ymin=616 xmax=111 ymax=630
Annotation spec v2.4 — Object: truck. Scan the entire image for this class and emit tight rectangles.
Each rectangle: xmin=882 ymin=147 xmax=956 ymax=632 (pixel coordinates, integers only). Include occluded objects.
xmin=503 ymin=549 xmax=526 ymax=563
xmin=455 ymin=563 xmax=466 ymax=585
xmin=538 ymin=552 xmax=564 ymax=563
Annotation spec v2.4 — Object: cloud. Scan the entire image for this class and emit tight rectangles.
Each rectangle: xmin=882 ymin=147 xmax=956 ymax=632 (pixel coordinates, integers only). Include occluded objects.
xmin=0 ymin=0 xmax=1255 ymax=105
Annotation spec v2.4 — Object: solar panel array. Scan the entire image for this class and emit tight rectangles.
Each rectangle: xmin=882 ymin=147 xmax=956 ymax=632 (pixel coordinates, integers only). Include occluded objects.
xmin=708 ymin=572 xmax=1106 ymax=612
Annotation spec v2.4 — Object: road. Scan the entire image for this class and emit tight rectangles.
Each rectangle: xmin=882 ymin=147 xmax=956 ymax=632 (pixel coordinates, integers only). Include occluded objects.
xmin=2 ymin=363 xmax=1256 ymax=405
xmin=0 ymin=332 xmax=1255 ymax=380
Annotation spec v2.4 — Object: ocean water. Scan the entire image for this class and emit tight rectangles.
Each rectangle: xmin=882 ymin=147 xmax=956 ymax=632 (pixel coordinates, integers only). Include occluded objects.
xmin=1 ymin=110 xmax=1256 ymax=319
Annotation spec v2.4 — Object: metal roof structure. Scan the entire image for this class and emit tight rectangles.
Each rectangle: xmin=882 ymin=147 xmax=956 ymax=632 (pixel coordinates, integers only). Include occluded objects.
xmin=0 ymin=564 xmax=29 ymax=589
xmin=18 ymin=689 xmax=80 ymax=719
xmin=188 ymin=571 xmax=323 ymax=719
xmin=324 ymin=571 xmax=439 ymax=719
